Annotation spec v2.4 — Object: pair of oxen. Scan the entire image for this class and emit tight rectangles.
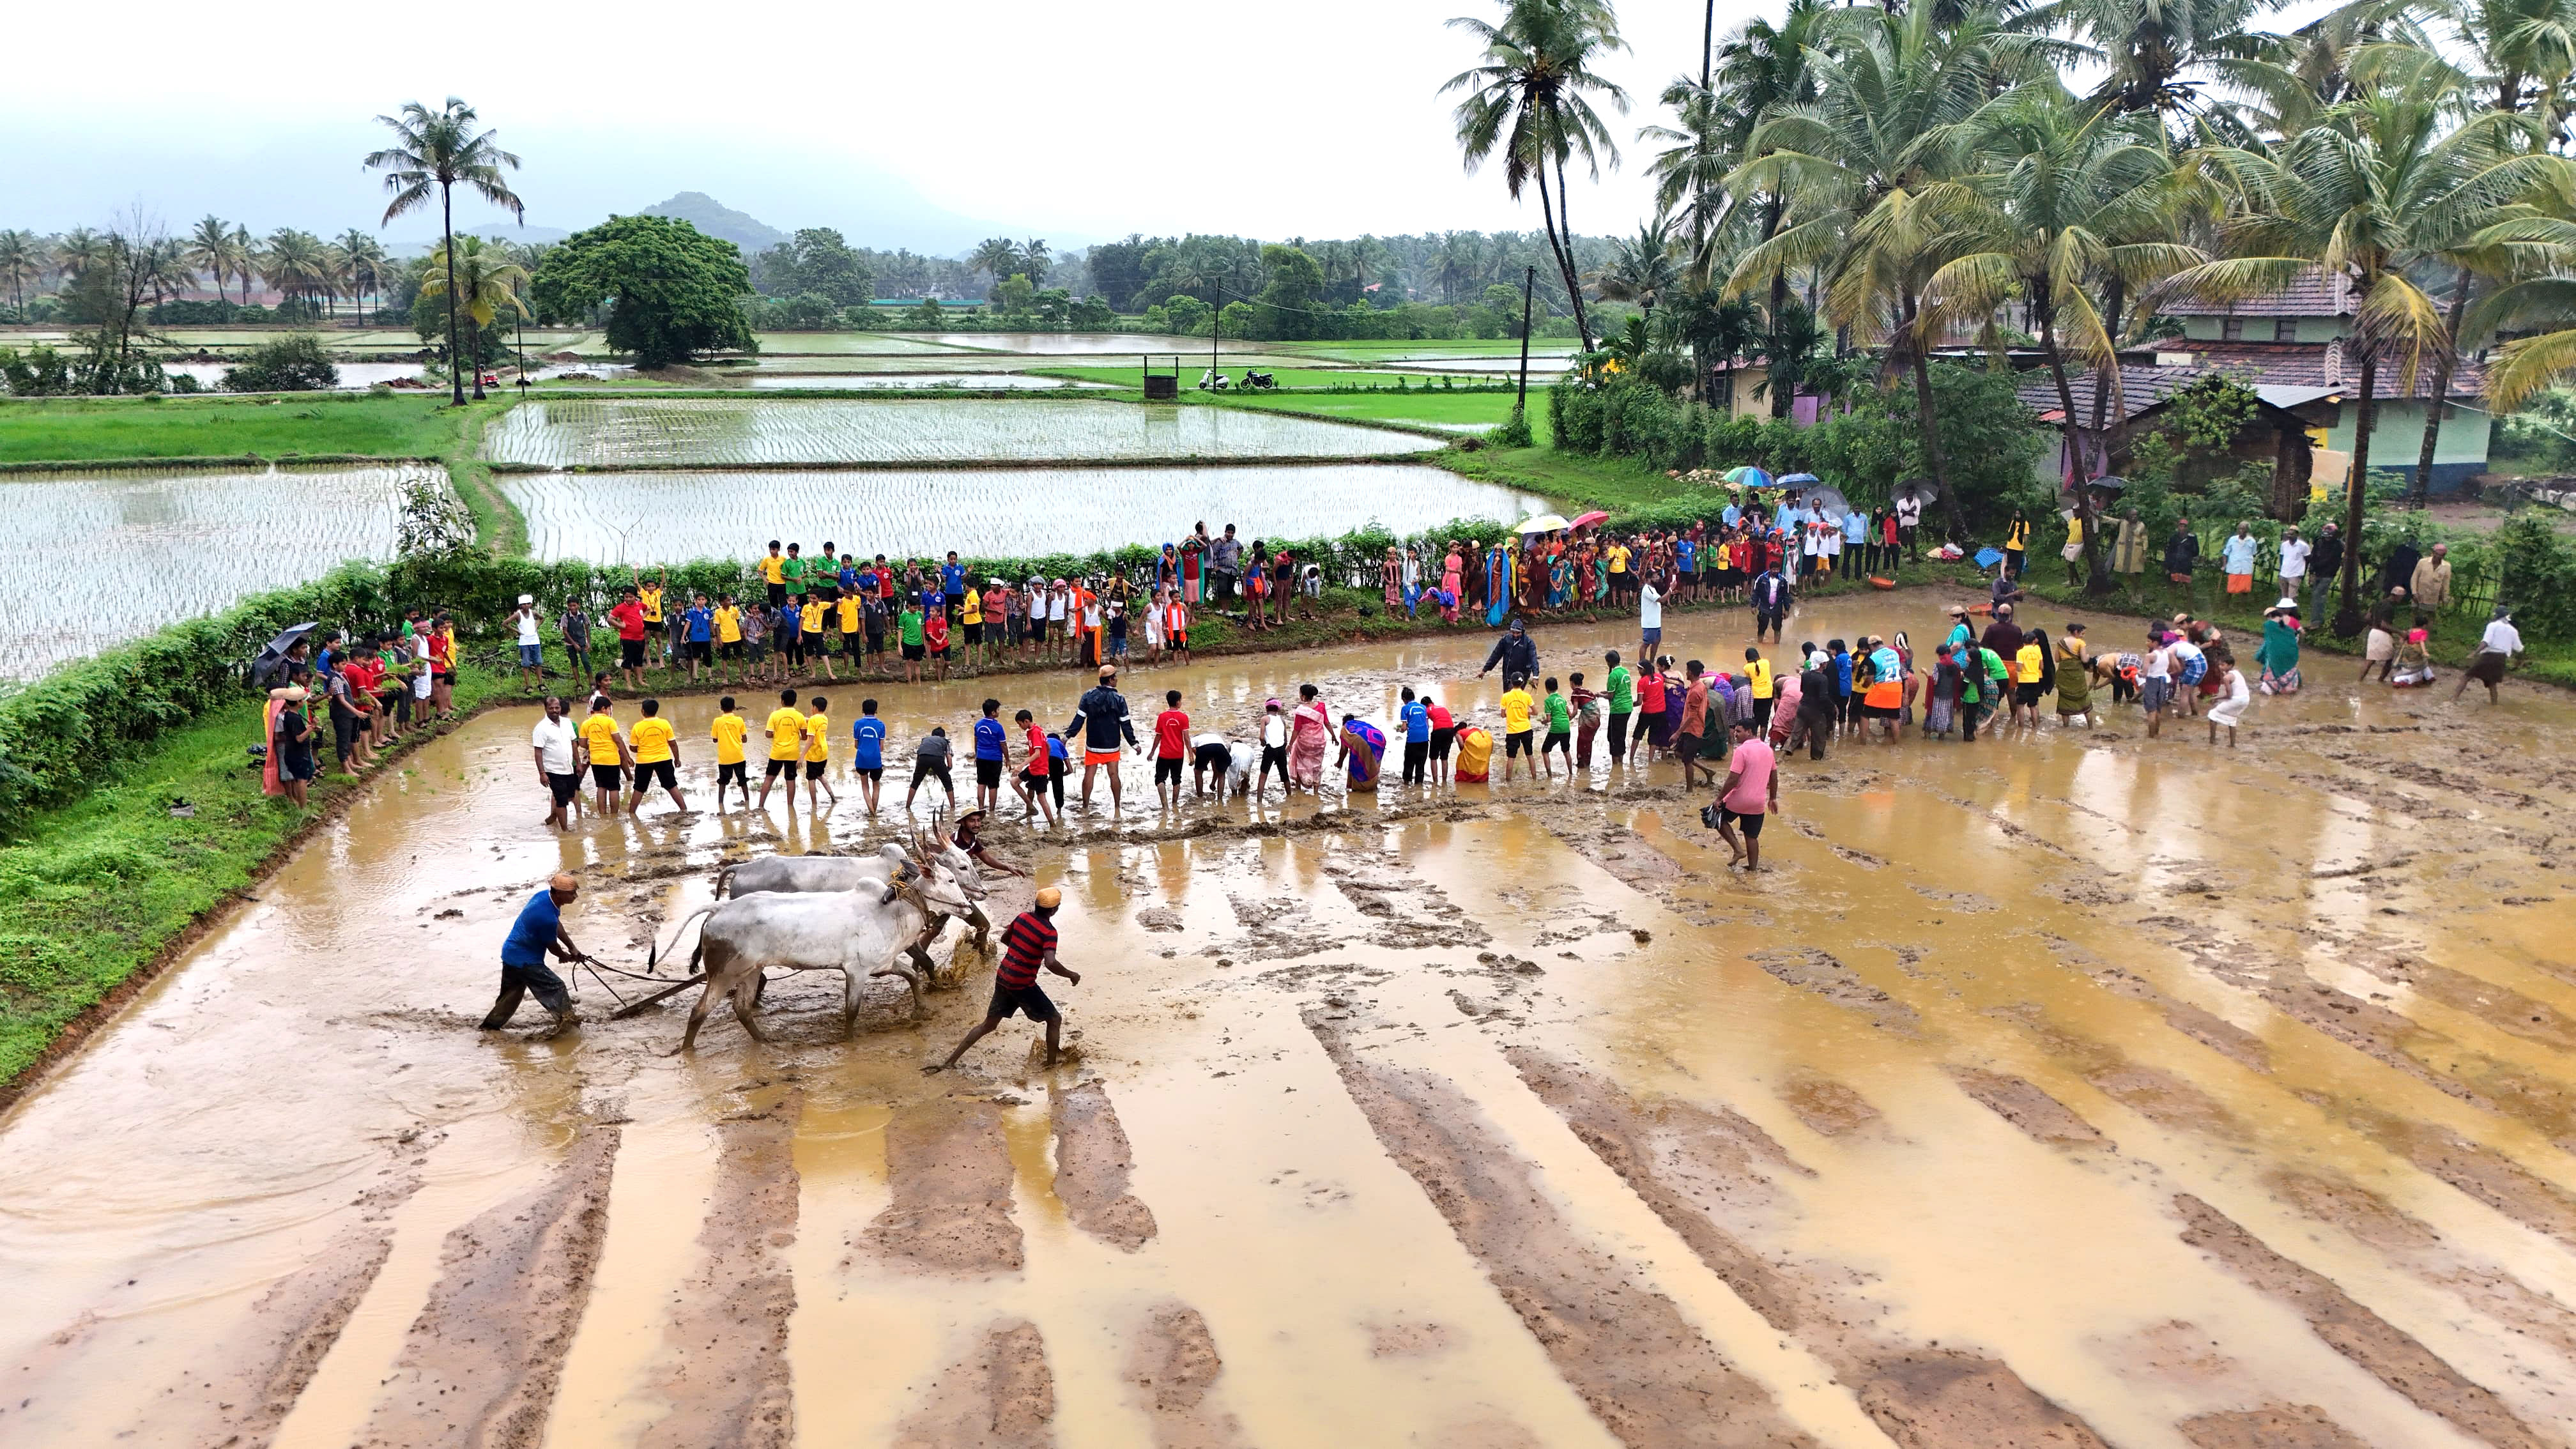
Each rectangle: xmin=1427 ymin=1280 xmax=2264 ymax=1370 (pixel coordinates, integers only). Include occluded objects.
xmin=651 ymin=822 xmax=992 ymax=1050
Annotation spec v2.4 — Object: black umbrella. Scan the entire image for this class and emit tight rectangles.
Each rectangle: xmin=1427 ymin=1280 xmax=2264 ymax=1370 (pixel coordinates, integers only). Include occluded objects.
xmin=2086 ymin=474 xmax=2128 ymax=491
xmin=1896 ymin=476 xmax=1942 ymax=502
xmin=250 ymin=622 xmax=319 ymax=689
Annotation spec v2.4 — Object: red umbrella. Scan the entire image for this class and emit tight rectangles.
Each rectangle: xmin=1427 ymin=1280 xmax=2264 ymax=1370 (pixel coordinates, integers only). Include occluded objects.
xmin=1570 ymin=510 xmax=1610 ymax=531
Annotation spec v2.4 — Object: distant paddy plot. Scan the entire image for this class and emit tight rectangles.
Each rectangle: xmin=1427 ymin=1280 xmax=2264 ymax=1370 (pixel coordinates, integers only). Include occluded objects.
xmin=746 ymin=373 xmax=1113 ymax=391
xmin=0 ymin=463 xmax=440 ymax=678
xmin=503 ymin=463 xmax=1545 ymax=562
xmin=481 ymin=399 xmax=1443 ymax=468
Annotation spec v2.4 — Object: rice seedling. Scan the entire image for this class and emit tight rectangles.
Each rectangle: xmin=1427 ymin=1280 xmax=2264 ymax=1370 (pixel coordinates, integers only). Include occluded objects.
xmin=0 ymin=463 xmax=445 ymax=679
xmin=501 ymin=463 xmax=1544 ymax=562
xmin=479 ymin=399 xmax=1443 ymax=468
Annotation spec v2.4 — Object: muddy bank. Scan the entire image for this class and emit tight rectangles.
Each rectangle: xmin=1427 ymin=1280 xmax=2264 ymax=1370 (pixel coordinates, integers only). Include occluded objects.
xmin=635 ymin=1100 xmax=799 ymax=1449
xmin=1310 ymin=1014 xmax=1821 ymax=1448
xmin=1510 ymin=1048 xmax=2109 ymax=1449
xmin=1049 ymin=1080 xmax=1158 ymax=1250
xmin=2179 ymin=1404 xmax=2373 ymax=1448
xmin=358 ymin=1124 xmax=618 ymax=1448
xmin=865 ymin=1096 xmax=1023 ymax=1273
xmin=893 ymin=1317 xmax=1055 ymax=1449
xmin=2171 ymin=1193 xmax=2552 ymax=1449
xmin=1945 ymin=1069 xmax=2111 ymax=1149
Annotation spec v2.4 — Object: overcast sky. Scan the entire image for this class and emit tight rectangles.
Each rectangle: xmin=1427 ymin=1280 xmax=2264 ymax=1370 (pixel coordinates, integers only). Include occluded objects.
xmin=2 ymin=0 xmax=1751 ymax=254
xmin=6 ymin=0 xmax=2361 ymax=256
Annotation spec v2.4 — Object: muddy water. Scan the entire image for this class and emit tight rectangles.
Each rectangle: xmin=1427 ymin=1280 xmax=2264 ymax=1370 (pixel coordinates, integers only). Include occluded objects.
xmin=6 ymin=588 xmax=2575 ymax=1447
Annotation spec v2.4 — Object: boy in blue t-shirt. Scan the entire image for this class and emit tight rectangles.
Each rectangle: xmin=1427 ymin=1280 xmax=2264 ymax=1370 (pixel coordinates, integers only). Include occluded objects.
xmin=850 ymin=698 xmax=887 ymax=814
xmin=972 ymin=698 xmax=1009 ymax=813
xmin=683 ymin=595 xmax=715 ymax=682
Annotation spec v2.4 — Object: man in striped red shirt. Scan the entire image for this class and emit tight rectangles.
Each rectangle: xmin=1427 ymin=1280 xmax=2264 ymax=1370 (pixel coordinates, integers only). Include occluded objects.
xmin=926 ymin=888 xmax=1081 ymax=1072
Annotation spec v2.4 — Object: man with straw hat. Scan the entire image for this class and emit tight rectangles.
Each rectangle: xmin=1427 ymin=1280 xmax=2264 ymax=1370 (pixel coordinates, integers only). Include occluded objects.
xmin=926 ymin=886 xmax=1080 ymax=1072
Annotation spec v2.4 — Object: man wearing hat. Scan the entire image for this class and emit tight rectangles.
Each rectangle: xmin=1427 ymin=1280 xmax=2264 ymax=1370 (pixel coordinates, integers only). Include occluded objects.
xmin=927 ymin=885 xmax=1081 ymax=1072
xmin=508 ymin=594 xmax=545 ymax=693
xmin=1477 ymin=617 xmax=1539 ymax=684
xmin=1064 ymin=664 xmax=1140 ymax=813
xmin=483 ymin=873 xmax=592 ymax=1039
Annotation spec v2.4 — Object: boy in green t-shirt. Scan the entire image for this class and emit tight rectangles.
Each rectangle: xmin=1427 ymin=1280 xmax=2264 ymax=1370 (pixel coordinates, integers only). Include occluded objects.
xmin=1603 ymin=649 xmax=1636 ymax=764
xmin=898 ymin=603 xmax=926 ymax=684
xmin=1541 ymin=675 xmax=1572 ymax=778
xmin=781 ymin=544 xmax=807 ymax=598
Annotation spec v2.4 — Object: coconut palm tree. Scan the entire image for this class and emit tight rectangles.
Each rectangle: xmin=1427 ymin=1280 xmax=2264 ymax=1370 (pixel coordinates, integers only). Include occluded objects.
xmin=364 ymin=97 xmax=525 ymax=405
xmin=52 ymin=227 xmax=109 ymax=285
xmin=1017 ymin=238 xmax=1052 ymax=284
xmin=1591 ymin=214 xmax=1685 ymax=316
xmin=337 ymin=229 xmax=388 ymax=321
xmin=1641 ymin=79 xmax=1733 ymax=262
xmin=969 ymin=238 xmax=1020 ymax=285
xmin=183 ymin=215 xmax=241 ymax=303
xmin=2051 ymin=0 xmax=2282 ymax=127
xmin=1925 ymin=90 xmax=2202 ymax=583
xmin=420 ymin=235 xmax=532 ymax=398
xmin=1716 ymin=0 xmax=1836 ymax=414
xmin=261 ymin=229 xmax=332 ymax=315
xmin=2165 ymin=82 xmax=2568 ymax=630
xmin=1445 ymin=0 xmax=1631 ymax=350
xmin=0 ymin=230 xmax=40 ymax=312
xmin=1728 ymin=3 xmax=2035 ymax=533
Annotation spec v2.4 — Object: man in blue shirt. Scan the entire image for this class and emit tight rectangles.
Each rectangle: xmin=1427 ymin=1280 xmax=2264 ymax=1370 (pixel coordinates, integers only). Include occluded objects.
xmin=850 ymin=699 xmax=887 ymax=814
xmin=1064 ymin=665 xmax=1140 ymax=815
xmin=1675 ymin=535 xmax=1698 ymax=602
xmin=1398 ymin=686 xmax=1433 ymax=785
xmin=480 ymin=873 xmax=589 ymax=1036
xmin=972 ymin=697 xmax=1009 ymax=813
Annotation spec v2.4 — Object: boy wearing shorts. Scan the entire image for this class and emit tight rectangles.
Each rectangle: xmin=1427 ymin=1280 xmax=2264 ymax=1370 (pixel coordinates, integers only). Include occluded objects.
xmin=757 ymin=689 xmax=806 ymax=811
xmin=627 ymin=698 xmax=687 ymax=816
xmin=1498 ymin=677 xmax=1536 ymax=782
xmin=850 ymin=699 xmax=887 ymax=814
xmin=710 ymin=696 xmax=750 ymax=808
xmin=1541 ymin=676 xmax=1572 ymax=775
xmin=1153 ymin=689 xmax=1190 ymax=809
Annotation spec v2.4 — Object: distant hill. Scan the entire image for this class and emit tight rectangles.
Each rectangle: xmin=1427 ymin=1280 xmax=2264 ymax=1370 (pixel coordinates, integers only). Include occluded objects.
xmin=638 ymin=192 xmax=786 ymax=254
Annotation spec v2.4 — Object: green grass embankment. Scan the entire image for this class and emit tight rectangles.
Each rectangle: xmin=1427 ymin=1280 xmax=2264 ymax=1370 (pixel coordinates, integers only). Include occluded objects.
xmin=0 ymin=664 xmax=509 ymax=1098
xmin=0 ymin=392 xmax=470 ymax=463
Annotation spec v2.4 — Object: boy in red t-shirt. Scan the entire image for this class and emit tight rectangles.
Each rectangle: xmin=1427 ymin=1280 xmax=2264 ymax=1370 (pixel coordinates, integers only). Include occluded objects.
xmin=1151 ymin=689 xmax=1189 ymax=808
xmin=608 ymin=588 xmax=648 ymax=690
xmin=924 ymin=611 xmax=951 ymax=683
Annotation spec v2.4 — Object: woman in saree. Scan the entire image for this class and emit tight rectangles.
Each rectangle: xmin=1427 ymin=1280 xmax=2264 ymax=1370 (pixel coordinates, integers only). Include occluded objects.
xmin=1441 ymin=542 xmax=1464 ymax=613
xmin=1289 ymin=683 xmax=1333 ymax=789
xmin=2054 ymin=626 xmax=2094 ymax=724
xmin=1485 ymin=545 xmax=1514 ymax=628
xmin=1381 ymin=548 xmax=1404 ymax=612
xmin=2257 ymin=602 xmax=2303 ymax=694
xmin=1336 ymin=714 xmax=1387 ymax=792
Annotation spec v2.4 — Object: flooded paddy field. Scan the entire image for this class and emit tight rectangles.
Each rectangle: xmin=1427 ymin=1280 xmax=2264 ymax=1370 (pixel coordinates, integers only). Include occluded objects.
xmin=746 ymin=372 xmax=1112 ymax=391
xmin=504 ymin=461 xmax=1544 ymax=562
xmin=6 ymin=593 xmax=2573 ymax=1445
xmin=161 ymin=360 xmax=427 ymax=390
xmin=909 ymin=332 xmax=1213 ymax=355
xmin=0 ymin=462 xmax=443 ymax=678
xmin=481 ymin=397 xmax=1445 ymax=468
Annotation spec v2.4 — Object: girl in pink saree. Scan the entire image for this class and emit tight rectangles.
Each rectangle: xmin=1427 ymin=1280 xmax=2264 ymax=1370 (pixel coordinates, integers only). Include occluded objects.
xmin=1289 ymin=682 xmax=1331 ymax=789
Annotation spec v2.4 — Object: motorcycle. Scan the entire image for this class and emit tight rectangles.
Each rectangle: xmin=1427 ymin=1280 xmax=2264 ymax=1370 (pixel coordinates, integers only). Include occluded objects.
xmin=1240 ymin=370 xmax=1276 ymax=390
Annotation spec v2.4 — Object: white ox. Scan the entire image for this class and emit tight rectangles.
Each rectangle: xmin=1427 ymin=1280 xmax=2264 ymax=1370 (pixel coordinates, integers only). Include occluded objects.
xmin=719 ymin=837 xmax=995 ymax=947
xmin=652 ymin=831 xmax=974 ymax=1048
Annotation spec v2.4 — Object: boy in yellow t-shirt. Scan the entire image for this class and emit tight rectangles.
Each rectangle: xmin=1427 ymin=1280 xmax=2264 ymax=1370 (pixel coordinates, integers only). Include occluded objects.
xmin=757 ymin=688 xmax=806 ymax=811
xmin=712 ymin=594 xmax=743 ymax=686
xmin=759 ymin=543 xmax=787 ymax=609
xmin=710 ymin=695 xmax=750 ymax=808
xmin=625 ymin=697 xmax=688 ymax=816
xmin=1498 ymin=683 xmax=1535 ymax=782
xmin=578 ymin=699 xmax=629 ymax=813
xmin=634 ymin=570 xmax=668 ymax=667
xmin=798 ymin=694 xmax=838 ymax=810
xmin=800 ymin=596 xmax=831 ymax=682
xmin=960 ymin=585 xmax=983 ymax=673
xmin=836 ymin=592 xmax=863 ymax=679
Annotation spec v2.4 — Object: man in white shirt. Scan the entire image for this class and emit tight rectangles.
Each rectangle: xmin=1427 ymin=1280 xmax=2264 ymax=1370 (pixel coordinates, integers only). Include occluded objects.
xmin=1894 ymin=488 xmax=1924 ymax=558
xmin=2141 ymin=636 xmax=2174 ymax=739
xmin=1191 ymin=732 xmax=1250 ymax=799
xmin=2457 ymin=606 xmax=2524 ymax=704
xmin=530 ymin=696 xmax=581 ymax=831
xmin=1638 ymin=578 xmax=1664 ymax=661
xmin=2276 ymin=526 xmax=2310 ymax=597
xmin=509 ymin=594 xmax=544 ymax=692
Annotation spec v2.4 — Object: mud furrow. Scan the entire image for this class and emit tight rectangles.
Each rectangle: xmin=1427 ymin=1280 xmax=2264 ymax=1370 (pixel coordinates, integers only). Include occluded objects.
xmin=635 ymin=1100 xmax=799 ymax=1449
xmin=1125 ymin=1301 xmax=1245 ymax=1448
xmin=358 ymin=1124 xmax=618 ymax=1449
xmin=866 ymin=1096 xmax=1023 ymax=1273
xmin=1309 ymin=1015 xmax=1820 ymax=1448
xmin=1944 ymin=1069 xmax=2110 ymax=1148
xmin=2170 ymin=1193 xmax=2554 ymax=1449
xmin=1749 ymin=948 xmax=1923 ymax=1037
xmin=116 ymin=1163 xmax=426 ymax=1447
xmin=893 ymin=1316 xmax=1055 ymax=1449
xmin=2178 ymin=1403 xmax=2373 ymax=1447
xmin=1050 ymin=1080 xmax=1158 ymax=1251
xmin=1510 ymin=1048 xmax=2110 ymax=1449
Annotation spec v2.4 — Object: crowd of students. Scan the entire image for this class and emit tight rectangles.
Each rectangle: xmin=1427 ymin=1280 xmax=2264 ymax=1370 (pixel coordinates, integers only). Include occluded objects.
xmin=256 ymin=611 xmax=463 ymax=807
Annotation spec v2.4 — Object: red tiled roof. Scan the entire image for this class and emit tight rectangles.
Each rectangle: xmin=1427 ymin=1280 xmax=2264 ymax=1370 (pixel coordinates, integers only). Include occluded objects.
xmin=2014 ymin=364 xmax=2233 ymax=423
xmin=2161 ymin=266 xmax=2354 ymax=318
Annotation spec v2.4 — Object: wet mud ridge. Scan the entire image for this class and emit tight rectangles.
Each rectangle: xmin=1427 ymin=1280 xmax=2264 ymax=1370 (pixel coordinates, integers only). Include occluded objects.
xmin=359 ymin=1123 xmax=618 ymax=1448
xmin=1509 ymin=1048 xmax=2111 ymax=1449
xmin=866 ymin=1096 xmax=1025 ymax=1274
xmin=634 ymin=1100 xmax=799 ymax=1449
xmin=1308 ymin=1011 xmax=1825 ymax=1448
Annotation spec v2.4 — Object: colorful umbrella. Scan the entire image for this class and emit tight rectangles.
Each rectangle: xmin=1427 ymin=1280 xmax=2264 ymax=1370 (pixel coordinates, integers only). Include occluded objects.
xmin=1568 ymin=510 xmax=1609 ymax=530
xmin=1724 ymin=465 xmax=1773 ymax=488
xmin=1775 ymin=472 xmax=1820 ymax=487
xmin=1515 ymin=514 xmax=1572 ymax=534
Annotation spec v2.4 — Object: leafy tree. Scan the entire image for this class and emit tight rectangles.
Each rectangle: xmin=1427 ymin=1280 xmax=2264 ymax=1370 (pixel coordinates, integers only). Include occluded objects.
xmin=1071 ymin=294 xmax=1116 ymax=329
xmin=532 ymin=215 xmax=755 ymax=367
xmin=365 ymin=97 xmax=525 ymax=404
xmin=756 ymin=227 xmax=875 ymax=306
xmin=1250 ymin=243 xmax=1327 ymax=339
xmin=222 ymin=334 xmax=341 ymax=392
xmin=1445 ymin=0 xmax=1631 ymax=349
xmin=420 ymin=235 xmax=532 ymax=381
